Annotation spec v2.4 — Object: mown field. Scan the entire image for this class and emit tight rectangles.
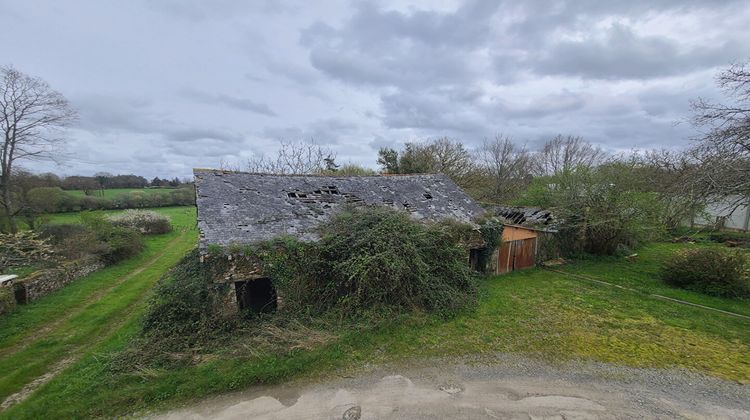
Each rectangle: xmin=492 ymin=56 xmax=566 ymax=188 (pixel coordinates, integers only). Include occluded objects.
xmin=65 ymin=188 xmax=181 ymax=198
xmin=1 ymin=228 xmax=748 ymax=418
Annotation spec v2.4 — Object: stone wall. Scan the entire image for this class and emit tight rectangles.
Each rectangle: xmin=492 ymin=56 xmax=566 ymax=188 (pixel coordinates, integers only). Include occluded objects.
xmin=15 ymin=255 xmax=104 ymax=304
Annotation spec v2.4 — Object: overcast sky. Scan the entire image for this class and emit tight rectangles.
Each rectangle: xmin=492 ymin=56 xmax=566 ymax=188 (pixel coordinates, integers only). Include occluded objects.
xmin=3 ymin=0 xmax=749 ymax=178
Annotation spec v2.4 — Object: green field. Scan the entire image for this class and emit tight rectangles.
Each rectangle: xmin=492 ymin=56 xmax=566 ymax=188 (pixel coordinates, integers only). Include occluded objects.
xmin=66 ymin=188 xmax=181 ymax=198
xmin=1 ymin=231 xmax=748 ymax=418
xmin=0 ymin=207 xmax=197 ymax=417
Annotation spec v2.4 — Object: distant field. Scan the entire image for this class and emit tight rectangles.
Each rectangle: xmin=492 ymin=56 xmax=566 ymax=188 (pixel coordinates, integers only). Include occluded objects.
xmin=65 ymin=188 xmax=181 ymax=198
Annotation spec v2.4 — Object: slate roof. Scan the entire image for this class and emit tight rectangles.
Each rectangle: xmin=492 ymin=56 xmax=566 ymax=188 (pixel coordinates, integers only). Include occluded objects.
xmin=194 ymin=169 xmax=486 ymax=249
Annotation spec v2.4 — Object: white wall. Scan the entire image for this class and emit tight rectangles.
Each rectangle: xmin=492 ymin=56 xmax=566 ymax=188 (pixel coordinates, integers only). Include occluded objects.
xmin=694 ymin=196 xmax=750 ymax=231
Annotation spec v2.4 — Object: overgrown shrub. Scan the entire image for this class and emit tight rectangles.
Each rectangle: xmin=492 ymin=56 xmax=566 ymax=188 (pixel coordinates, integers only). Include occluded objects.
xmin=107 ymin=210 xmax=172 ymax=234
xmin=292 ymin=207 xmax=478 ymax=317
xmin=37 ymin=223 xmax=89 ymax=245
xmin=38 ymin=223 xmax=108 ymax=260
xmin=662 ymin=248 xmax=750 ymax=298
xmin=81 ymin=214 xmax=144 ymax=264
xmin=522 ymin=165 xmax=666 ymax=255
xmin=142 ymin=249 xmax=230 ymax=338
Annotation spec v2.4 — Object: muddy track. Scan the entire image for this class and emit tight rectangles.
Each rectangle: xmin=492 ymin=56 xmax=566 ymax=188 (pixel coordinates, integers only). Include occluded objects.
xmin=153 ymin=355 xmax=750 ymax=419
xmin=0 ymin=230 xmax=187 ymax=359
xmin=0 ymin=230 xmax=190 ymax=411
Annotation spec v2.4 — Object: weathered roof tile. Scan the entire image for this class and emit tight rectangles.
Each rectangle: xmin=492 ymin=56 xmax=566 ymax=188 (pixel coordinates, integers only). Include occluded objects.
xmin=194 ymin=169 xmax=485 ymax=249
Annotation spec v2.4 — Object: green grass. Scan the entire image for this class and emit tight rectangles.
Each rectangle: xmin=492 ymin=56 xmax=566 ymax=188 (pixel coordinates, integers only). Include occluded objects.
xmin=0 ymin=207 xmax=197 ymax=417
xmin=66 ymin=188 xmax=180 ymax=198
xmin=556 ymin=242 xmax=750 ymax=317
xmin=3 ymin=238 xmax=749 ymax=418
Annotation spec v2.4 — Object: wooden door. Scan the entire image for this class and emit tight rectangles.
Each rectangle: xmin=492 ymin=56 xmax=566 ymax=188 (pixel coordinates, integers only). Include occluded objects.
xmin=513 ymin=237 xmax=536 ymax=270
xmin=497 ymin=237 xmax=537 ymax=274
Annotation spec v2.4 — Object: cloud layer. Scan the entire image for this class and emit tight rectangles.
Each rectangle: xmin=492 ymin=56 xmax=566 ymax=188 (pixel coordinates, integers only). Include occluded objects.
xmin=2 ymin=0 xmax=749 ymax=177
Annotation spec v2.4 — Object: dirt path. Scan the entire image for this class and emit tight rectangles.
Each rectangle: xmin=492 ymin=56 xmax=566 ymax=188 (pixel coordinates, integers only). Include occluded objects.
xmin=0 ymin=230 xmax=190 ymax=411
xmin=153 ymin=354 xmax=750 ymax=419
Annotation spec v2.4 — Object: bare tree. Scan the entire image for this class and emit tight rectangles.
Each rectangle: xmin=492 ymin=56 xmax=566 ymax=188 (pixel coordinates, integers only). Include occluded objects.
xmin=690 ymin=59 xmax=750 ymax=209
xmin=246 ymin=139 xmax=336 ymax=175
xmin=474 ymin=135 xmax=534 ymax=203
xmin=534 ymin=134 xmax=606 ymax=176
xmin=1 ymin=66 xmax=77 ymax=232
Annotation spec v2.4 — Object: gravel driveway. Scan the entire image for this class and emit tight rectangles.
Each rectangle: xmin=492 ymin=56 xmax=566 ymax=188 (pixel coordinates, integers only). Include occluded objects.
xmin=153 ymin=354 xmax=750 ymax=419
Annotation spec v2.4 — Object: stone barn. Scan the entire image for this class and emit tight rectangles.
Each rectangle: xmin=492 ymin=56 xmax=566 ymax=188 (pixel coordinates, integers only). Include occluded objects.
xmin=194 ymin=169 xmax=487 ymax=313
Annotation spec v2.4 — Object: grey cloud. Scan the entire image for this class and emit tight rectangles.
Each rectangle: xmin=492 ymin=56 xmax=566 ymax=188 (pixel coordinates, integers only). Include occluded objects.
xmin=145 ymin=0 xmax=293 ymax=21
xmin=302 ymin=1 xmax=497 ymax=89
xmin=261 ymin=118 xmax=360 ymax=145
xmin=183 ymin=90 xmax=276 ymax=116
xmin=73 ymin=94 xmax=158 ymax=134
xmin=162 ymin=127 xmax=244 ymax=144
xmin=531 ymin=24 xmax=746 ymax=80
xmin=6 ymin=0 xmax=750 ymax=179
xmin=380 ymin=90 xmax=487 ymax=138
xmin=496 ymin=91 xmax=587 ymax=119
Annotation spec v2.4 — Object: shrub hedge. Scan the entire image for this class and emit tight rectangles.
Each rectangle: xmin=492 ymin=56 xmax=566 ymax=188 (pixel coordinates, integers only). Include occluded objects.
xmin=24 ymin=186 xmax=194 ymax=214
xmin=662 ymin=248 xmax=750 ymax=298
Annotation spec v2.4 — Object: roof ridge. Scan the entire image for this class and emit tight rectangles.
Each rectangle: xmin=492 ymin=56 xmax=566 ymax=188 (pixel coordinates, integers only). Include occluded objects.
xmin=193 ymin=168 xmax=445 ymax=178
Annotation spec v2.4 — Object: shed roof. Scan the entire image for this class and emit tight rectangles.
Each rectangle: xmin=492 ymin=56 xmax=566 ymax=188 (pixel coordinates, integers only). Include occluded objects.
xmin=493 ymin=206 xmax=555 ymax=230
xmin=194 ymin=169 xmax=485 ymax=249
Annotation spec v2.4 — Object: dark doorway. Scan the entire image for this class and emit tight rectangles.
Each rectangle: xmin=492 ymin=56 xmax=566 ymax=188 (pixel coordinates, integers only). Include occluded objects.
xmin=13 ymin=284 xmax=27 ymax=304
xmin=469 ymin=248 xmax=482 ymax=271
xmin=234 ymin=278 xmax=277 ymax=313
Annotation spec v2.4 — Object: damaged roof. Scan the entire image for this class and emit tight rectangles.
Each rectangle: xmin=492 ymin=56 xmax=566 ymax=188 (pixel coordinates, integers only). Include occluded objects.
xmin=194 ymin=169 xmax=486 ymax=249
xmin=493 ymin=206 xmax=555 ymax=230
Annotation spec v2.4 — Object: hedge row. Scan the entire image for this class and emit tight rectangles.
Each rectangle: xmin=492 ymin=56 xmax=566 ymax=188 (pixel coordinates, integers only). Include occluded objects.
xmin=25 ymin=187 xmax=194 ymax=214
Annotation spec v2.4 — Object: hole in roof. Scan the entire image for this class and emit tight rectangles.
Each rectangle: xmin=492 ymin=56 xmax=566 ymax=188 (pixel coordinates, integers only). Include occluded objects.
xmin=423 ymin=193 xmax=433 ymax=199
xmin=320 ymin=185 xmax=339 ymax=195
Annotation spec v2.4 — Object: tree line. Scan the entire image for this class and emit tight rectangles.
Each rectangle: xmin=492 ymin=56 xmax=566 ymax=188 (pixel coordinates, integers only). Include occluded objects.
xmin=15 ymin=171 xmax=190 ymax=195
xmin=3 ymin=59 xmax=749 ymax=241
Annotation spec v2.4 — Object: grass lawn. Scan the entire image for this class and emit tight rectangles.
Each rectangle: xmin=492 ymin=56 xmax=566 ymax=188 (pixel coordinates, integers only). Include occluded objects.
xmin=0 ymin=207 xmax=197 ymax=417
xmin=556 ymin=242 xmax=750 ymax=317
xmin=2 ymin=240 xmax=748 ymax=418
xmin=66 ymin=188 xmax=181 ymax=198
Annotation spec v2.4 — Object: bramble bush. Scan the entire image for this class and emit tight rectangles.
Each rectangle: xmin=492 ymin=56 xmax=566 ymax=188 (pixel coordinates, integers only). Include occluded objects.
xmin=80 ymin=214 xmax=145 ymax=265
xmin=108 ymin=210 xmax=172 ymax=234
xmin=299 ymin=207 xmax=478 ymax=317
xmin=661 ymin=248 xmax=750 ymax=298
